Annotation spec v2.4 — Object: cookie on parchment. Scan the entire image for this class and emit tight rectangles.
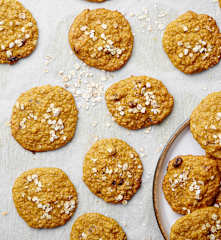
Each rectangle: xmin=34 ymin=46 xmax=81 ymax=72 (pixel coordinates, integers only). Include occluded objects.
xmin=70 ymin=213 xmax=127 ymax=240
xmin=105 ymin=76 xmax=174 ymax=130
xmin=0 ymin=0 xmax=38 ymax=64
xmin=68 ymin=8 xmax=134 ymax=71
xmin=163 ymin=155 xmax=220 ymax=215
xmin=170 ymin=207 xmax=221 ymax=240
xmin=83 ymin=138 xmax=143 ymax=204
xmin=12 ymin=168 xmax=78 ymax=228
xmin=11 ymin=85 xmax=78 ymax=152
xmin=190 ymin=91 xmax=221 ymax=159
xmin=163 ymin=11 xmax=221 ymax=74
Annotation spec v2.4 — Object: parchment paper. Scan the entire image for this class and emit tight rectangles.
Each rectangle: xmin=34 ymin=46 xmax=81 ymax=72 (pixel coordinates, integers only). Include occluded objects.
xmin=1 ymin=0 xmax=221 ymax=239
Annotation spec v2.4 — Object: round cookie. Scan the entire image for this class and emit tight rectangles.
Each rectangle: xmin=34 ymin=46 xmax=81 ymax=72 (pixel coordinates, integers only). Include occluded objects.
xmin=0 ymin=0 xmax=38 ymax=64
xmin=11 ymin=85 xmax=78 ymax=152
xmin=12 ymin=168 xmax=78 ymax=228
xmin=83 ymin=138 xmax=143 ymax=204
xmin=190 ymin=91 xmax=221 ymax=159
xmin=170 ymin=207 xmax=221 ymax=240
xmin=163 ymin=155 xmax=220 ymax=215
xmin=70 ymin=213 xmax=127 ymax=240
xmin=105 ymin=75 xmax=174 ymax=130
xmin=163 ymin=11 xmax=221 ymax=74
xmin=68 ymin=8 xmax=134 ymax=71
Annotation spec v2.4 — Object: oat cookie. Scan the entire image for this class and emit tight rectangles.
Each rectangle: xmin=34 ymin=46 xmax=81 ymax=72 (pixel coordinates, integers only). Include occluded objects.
xmin=12 ymin=168 xmax=78 ymax=228
xmin=70 ymin=213 xmax=127 ymax=240
xmin=83 ymin=138 xmax=143 ymax=204
xmin=68 ymin=8 xmax=134 ymax=71
xmin=190 ymin=91 xmax=221 ymax=159
xmin=11 ymin=85 xmax=78 ymax=152
xmin=0 ymin=0 xmax=38 ymax=64
xmin=170 ymin=207 xmax=221 ymax=240
xmin=105 ymin=76 xmax=174 ymax=130
xmin=163 ymin=155 xmax=220 ymax=215
xmin=163 ymin=11 xmax=221 ymax=74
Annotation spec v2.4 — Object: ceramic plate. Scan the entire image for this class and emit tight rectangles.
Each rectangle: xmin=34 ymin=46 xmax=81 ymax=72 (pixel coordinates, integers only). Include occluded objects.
xmin=152 ymin=119 xmax=206 ymax=240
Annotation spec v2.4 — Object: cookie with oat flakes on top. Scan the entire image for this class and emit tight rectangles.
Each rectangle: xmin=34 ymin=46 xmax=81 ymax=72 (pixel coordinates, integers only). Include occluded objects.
xmin=68 ymin=8 xmax=134 ymax=71
xmin=163 ymin=11 xmax=221 ymax=74
xmin=105 ymin=75 xmax=174 ymax=130
xmin=83 ymin=138 xmax=143 ymax=204
xmin=12 ymin=168 xmax=78 ymax=228
xmin=190 ymin=91 xmax=221 ymax=159
xmin=163 ymin=155 xmax=220 ymax=215
xmin=0 ymin=0 xmax=38 ymax=64
xmin=170 ymin=207 xmax=221 ymax=240
xmin=70 ymin=213 xmax=127 ymax=240
xmin=10 ymin=85 xmax=78 ymax=152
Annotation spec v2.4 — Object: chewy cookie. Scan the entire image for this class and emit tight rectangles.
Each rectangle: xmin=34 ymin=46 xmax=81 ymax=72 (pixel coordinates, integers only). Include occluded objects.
xmin=12 ymin=168 xmax=78 ymax=228
xmin=105 ymin=76 xmax=174 ymax=130
xmin=170 ymin=207 xmax=221 ymax=240
xmin=83 ymin=138 xmax=143 ymax=204
xmin=163 ymin=11 xmax=221 ymax=74
xmin=163 ymin=155 xmax=220 ymax=215
xmin=69 ymin=8 xmax=134 ymax=71
xmin=11 ymin=85 xmax=78 ymax=152
xmin=70 ymin=213 xmax=127 ymax=240
xmin=0 ymin=0 xmax=38 ymax=64
xmin=190 ymin=91 xmax=221 ymax=159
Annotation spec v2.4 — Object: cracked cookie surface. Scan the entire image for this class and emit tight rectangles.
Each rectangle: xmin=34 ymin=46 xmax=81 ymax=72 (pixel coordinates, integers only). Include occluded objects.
xmin=12 ymin=168 xmax=78 ymax=228
xmin=0 ymin=0 xmax=38 ymax=64
xmin=163 ymin=155 xmax=220 ymax=215
xmin=69 ymin=8 xmax=134 ymax=71
xmin=105 ymin=75 xmax=174 ymax=130
xmin=83 ymin=138 xmax=143 ymax=204
xmin=70 ymin=213 xmax=127 ymax=240
xmin=163 ymin=11 xmax=221 ymax=74
xmin=11 ymin=85 xmax=78 ymax=152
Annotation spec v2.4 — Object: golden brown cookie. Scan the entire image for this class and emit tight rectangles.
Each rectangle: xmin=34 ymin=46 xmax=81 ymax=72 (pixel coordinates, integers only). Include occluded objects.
xmin=12 ymin=168 xmax=78 ymax=228
xmin=163 ymin=11 xmax=221 ymax=74
xmin=170 ymin=207 xmax=221 ymax=240
xmin=11 ymin=85 xmax=78 ymax=152
xmin=105 ymin=76 xmax=174 ymax=130
xmin=68 ymin=8 xmax=134 ymax=71
xmin=163 ymin=155 xmax=220 ymax=215
xmin=83 ymin=138 xmax=143 ymax=204
xmin=70 ymin=213 xmax=127 ymax=240
xmin=190 ymin=91 xmax=221 ymax=159
xmin=0 ymin=0 xmax=38 ymax=64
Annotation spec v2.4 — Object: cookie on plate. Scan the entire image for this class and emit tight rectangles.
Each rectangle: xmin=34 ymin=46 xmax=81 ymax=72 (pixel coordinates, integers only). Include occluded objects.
xmin=70 ymin=213 xmax=127 ymax=240
xmin=190 ymin=91 xmax=221 ymax=159
xmin=0 ymin=0 xmax=38 ymax=64
xmin=83 ymin=138 xmax=143 ymax=204
xmin=163 ymin=155 xmax=220 ymax=215
xmin=68 ymin=8 xmax=134 ymax=71
xmin=105 ymin=75 xmax=174 ymax=130
xmin=170 ymin=207 xmax=221 ymax=240
xmin=12 ymin=168 xmax=78 ymax=228
xmin=163 ymin=11 xmax=221 ymax=74
xmin=11 ymin=85 xmax=78 ymax=152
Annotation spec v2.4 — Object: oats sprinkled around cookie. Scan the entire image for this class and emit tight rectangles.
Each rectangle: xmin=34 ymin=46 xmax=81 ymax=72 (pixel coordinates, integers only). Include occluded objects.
xmin=70 ymin=213 xmax=127 ymax=240
xmin=11 ymin=85 xmax=78 ymax=152
xmin=105 ymin=75 xmax=174 ymax=130
xmin=170 ymin=207 xmax=221 ymax=240
xmin=69 ymin=8 xmax=134 ymax=71
xmin=12 ymin=168 xmax=78 ymax=228
xmin=83 ymin=138 xmax=143 ymax=204
xmin=163 ymin=11 xmax=221 ymax=74
xmin=0 ymin=0 xmax=38 ymax=64
xmin=163 ymin=155 xmax=220 ymax=215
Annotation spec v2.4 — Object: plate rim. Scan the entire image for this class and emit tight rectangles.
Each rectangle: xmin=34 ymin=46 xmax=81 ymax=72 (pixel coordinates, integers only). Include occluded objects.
xmin=152 ymin=119 xmax=190 ymax=240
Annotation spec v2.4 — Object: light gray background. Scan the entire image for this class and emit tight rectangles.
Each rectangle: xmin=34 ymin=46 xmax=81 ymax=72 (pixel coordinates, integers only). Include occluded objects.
xmin=0 ymin=0 xmax=221 ymax=239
